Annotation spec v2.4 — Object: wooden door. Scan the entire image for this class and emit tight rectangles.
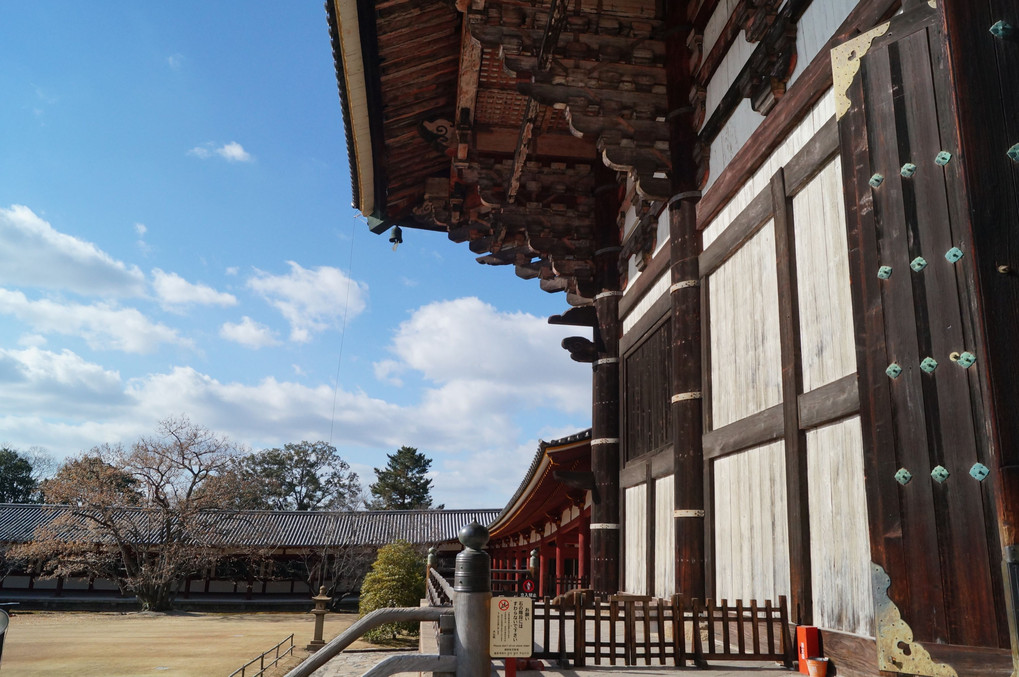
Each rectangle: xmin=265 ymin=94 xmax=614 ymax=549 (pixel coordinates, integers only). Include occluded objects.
xmin=834 ymin=0 xmax=1008 ymax=666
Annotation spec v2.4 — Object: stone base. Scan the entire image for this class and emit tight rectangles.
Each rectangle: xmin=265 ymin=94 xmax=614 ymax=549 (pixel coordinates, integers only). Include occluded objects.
xmin=306 ymin=640 xmax=325 ymax=652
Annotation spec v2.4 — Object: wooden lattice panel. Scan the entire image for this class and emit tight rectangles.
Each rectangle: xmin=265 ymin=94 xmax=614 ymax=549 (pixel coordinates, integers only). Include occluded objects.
xmin=479 ymin=46 xmax=518 ymax=89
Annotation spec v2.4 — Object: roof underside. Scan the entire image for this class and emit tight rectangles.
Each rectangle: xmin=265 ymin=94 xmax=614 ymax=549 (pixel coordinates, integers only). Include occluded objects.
xmin=488 ymin=430 xmax=591 ymax=540
xmin=328 ymin=0 xmax=675 ymax=302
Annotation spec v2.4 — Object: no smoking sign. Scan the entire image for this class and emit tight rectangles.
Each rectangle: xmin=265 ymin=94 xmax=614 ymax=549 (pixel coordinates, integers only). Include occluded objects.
xmin=489 ymin=596 xmax=533 ymax=657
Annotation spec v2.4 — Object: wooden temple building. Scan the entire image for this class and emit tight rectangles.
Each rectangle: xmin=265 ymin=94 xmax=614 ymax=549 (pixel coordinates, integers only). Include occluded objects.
xmin=327 ymin=0 xmax=1019 ymax=674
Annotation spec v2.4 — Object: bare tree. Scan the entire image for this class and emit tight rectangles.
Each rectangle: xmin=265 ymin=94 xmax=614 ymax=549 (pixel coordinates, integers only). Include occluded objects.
xmin=13 ymin=416 xmax=256 ymax=611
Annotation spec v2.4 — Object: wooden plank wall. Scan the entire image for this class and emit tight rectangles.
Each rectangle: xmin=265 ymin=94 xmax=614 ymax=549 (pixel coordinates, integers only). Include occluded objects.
xmin=653 ymin=475 xmax=675 ymax=599
xmin=792 ymin=156 xmax=856 ymax=391
xmin=698 ymin=84 xmax=872 ymax=633
xmin=713 ymin=441 xmax=790 ymax=605
xmin=707 ymin=221 xmax=783 ymax=428
xmin=806 ymin=417 xmax=873 ymax=635
xmin=703 ymin=92 xmax=835 ymax=246
xmin=624 ymin=483 xmax=647 ymax=594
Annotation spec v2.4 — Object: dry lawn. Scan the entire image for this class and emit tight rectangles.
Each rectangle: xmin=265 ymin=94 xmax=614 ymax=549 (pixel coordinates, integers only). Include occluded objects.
xmin=1 ymin=610 xmax=392 ymax=676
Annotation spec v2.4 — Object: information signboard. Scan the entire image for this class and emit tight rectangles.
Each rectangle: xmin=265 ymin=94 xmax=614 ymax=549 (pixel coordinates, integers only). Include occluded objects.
xmin=489 ymin=596 xmax=533 ymax=658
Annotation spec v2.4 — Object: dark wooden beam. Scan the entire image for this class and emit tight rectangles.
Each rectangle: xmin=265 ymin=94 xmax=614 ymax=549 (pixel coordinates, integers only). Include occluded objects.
xmin=548 ymin=305 xmax=598 ymax=327
xmin=772 ymin=168 xmax=811 ymax=625
xmin=797 ymin=373 xmax=860 ymax=429
xmin=703 ymin=405 xmax=785 ymax=461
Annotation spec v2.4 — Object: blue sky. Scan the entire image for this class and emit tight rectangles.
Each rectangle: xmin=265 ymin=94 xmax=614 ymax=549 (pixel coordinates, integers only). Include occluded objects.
xmin=0 ymin=2 xmax=591 ymax=508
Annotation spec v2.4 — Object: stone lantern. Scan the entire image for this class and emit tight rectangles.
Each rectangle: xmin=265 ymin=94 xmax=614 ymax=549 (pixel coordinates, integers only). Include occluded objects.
xmin=306 ymin=586 xmax=332 ymax=651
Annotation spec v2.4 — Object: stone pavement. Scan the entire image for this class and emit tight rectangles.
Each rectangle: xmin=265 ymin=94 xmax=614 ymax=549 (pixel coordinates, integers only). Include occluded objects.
xmin=307 ymin=649 xmax=409 ymax=676
xmin=312 ymin=649 xmax=792 ymax=676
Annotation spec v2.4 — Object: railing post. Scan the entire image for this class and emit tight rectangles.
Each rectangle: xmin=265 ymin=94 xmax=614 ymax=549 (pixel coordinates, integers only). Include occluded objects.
xmin=435 ymin=611 xmax=456 ymax=677
xmin=453 ymin=521 xmax=492 ymax=677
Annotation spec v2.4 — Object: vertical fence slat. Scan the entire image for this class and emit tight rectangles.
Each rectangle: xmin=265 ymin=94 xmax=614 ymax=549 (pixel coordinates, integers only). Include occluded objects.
xmin=607 ymin=599 xmax=615 ymax=664
xmin=692 ymin=598 xmax=703 ymax=663
xmin=574 ymin=594 xmax=586 ymax=667
xmin=557 ymin=599 xmax=566 ymax=660
xmin=673 ymin=595 xmax=685 ymax=668
xmin=749 ymin=600 xmax=759 ymax=654
xmin=721 ymin=599 xmax=730 ymax=655
xmin=655 ymin=598 xmax=666 ymax=664
xmin=545 ymin=598 xmax=552 ymax=656
xmin=764 ymin=600 xmax=775 ymax=656
xmin=707 ymin=598 xmax=716 ymax=656
xmin=736 ymin=600 xmax=746 ymax=656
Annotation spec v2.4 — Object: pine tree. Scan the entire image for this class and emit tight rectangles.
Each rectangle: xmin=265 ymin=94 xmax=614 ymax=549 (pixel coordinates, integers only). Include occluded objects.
xmin=368 ymin=446 xmax=440 ymax=510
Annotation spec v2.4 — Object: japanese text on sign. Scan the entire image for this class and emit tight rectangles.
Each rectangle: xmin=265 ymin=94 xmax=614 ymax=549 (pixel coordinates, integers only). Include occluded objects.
xmin=489 ymin=596 xmax=533 ymax=657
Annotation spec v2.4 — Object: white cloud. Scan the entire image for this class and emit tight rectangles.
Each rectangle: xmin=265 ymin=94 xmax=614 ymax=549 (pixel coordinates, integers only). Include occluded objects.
xmin=17 ymin=334 xmax=47 ymax=348
xmin=0 ymin=288 xmax=192 ymax=354
xmin=372 ymin=297 xmax=590 ymax=450
xmin=167 ymin=53 xmax=184 ymax=70
xmin=373 ymin=359 xmax=402 ymax=386
xmin=384 ymin=296 xmax=588 ymax=391
xmin=217 ymin=141 xmax=252 ymax=162
xmin=0 ymin=295 xmax=590 ymax=508
xmin=0 ymin=205 xmax=146 ymax=296
xmin=247 ymin=262 xmax=367 ymax=342
xmin=151 ymin=268 xmax=237 ymax=310
xmin=225 ymin=266 xmax=239 ymax=276
xmin=135 ymin=223 xmax=152 ymax=255
xmin=0 ymin=347 xmax=126 ymax=416
xmin=220 ymin=316 xmax=280 ymax=349
xmin=188 ymin=141 xmax=254 ymax=163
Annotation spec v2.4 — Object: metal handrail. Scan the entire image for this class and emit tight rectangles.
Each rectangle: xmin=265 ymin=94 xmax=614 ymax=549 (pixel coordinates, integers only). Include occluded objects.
xmin=228 ymin=634 xmax=294 ymax=677
xmin=281 ymin=607 xmax=450 ymax=677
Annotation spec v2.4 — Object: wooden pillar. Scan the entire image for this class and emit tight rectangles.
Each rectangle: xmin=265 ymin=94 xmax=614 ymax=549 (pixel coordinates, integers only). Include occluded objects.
xmin=555 ymin=540 xmax=565 ymax=595
xmin=577 ymin=527 xmax=587 ymax=583
xmin=539 ymin=548 xmax=548 ymax=598
xmin=590 ymin=171 xmax=622 ymax=595
xmin=591 ymin=289 xmax=621 ymax=594
xmin=665 ymin=2 xmax=705 ymax=601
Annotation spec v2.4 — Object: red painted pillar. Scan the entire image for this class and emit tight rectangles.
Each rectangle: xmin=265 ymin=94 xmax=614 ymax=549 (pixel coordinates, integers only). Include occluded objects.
xmin=578 ymin=529 xmax=587 ymax=583
xmin=539 ymin=547 xmax=548 ymax=598
xmin=555 ymin=540 xmax=564 ymax=595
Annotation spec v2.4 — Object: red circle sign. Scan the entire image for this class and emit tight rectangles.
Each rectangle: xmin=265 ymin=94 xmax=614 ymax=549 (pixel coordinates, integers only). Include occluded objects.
xmin=498 ymin=599 xmax=510 ymax=611
xmin=522 ymin=579 xmax=535 ymax=593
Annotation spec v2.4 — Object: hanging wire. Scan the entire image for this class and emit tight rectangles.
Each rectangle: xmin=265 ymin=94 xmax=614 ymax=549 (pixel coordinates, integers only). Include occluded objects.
xmin=328 ymin=215 xmax=359 ymax=445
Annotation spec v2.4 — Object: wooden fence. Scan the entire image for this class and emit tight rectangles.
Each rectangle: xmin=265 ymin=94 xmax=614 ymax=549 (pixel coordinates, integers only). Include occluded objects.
xmin=533 ymin=593 xmax=793 ymax=668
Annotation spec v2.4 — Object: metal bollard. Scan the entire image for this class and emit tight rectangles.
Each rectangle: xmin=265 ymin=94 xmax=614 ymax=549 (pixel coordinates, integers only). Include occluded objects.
xmin=453 ymin=521 xmax=492 ymax=677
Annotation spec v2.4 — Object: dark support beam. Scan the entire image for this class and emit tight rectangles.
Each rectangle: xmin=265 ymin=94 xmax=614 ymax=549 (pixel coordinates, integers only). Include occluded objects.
xmin=548 ymin=306 xmax=598 ymax=327
xmin=771 ymin=168 xmax=811 ymax=625
xmin=666 ymin=2 xmax=705 ymax=601
xmin=590 ymin=174 xmax=622 ymax=595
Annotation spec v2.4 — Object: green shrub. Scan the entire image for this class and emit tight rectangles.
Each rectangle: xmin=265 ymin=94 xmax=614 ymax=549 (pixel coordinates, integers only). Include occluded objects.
xmin=358 ymin=540 xmax=425 ymax=641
